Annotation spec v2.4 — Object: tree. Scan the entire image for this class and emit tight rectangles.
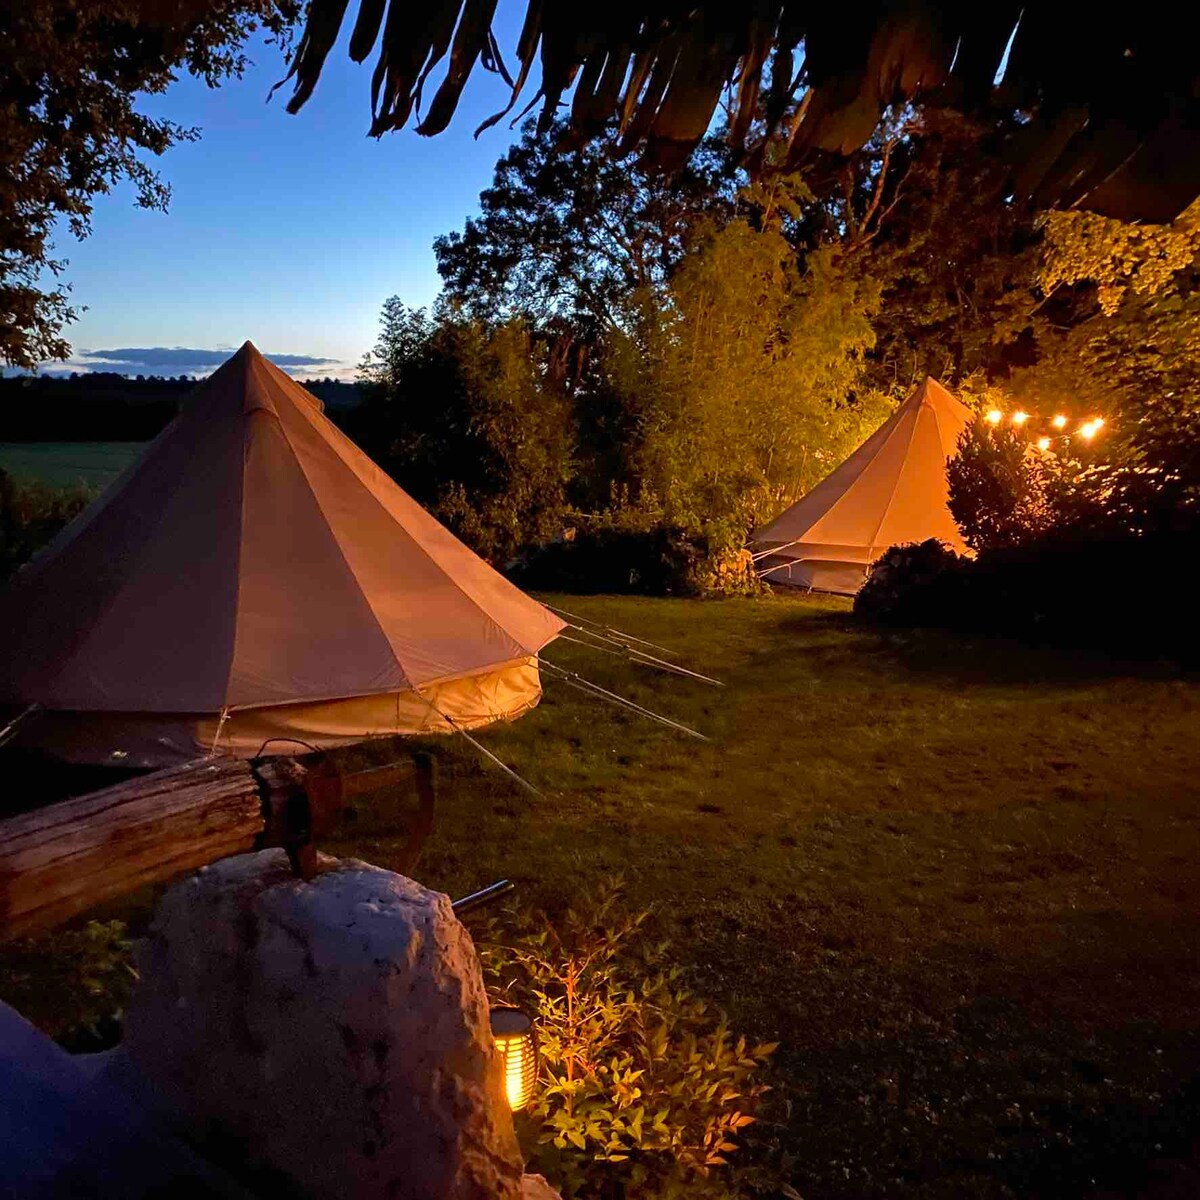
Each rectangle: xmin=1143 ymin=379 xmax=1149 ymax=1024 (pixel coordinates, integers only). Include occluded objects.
xmin=434 ymin=121 xmax=740 ymax=332
xmin=348 ymin=298 xmax=573 ymax=565
xmin=1 ymin=1 xmax=296 ymax=368
xmin=602 ymin=210 xmax=885 ymax=540
xmin=1003 ymin=200 xmax=1200 ymax=534
xmin=946 ymin=423 xmax=1058 ymax=552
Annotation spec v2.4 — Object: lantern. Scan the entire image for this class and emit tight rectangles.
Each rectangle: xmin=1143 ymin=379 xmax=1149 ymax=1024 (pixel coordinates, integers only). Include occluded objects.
xmin=1052 ymin=414 xmax=1068 ymax=429
xmin=490 ymin=1006 xmax=537 ymax=1111
xmin=985 ymin=409 xmax=1003 ymax=425
xmin=1011 ymin=410 xmax=1029 ymax=426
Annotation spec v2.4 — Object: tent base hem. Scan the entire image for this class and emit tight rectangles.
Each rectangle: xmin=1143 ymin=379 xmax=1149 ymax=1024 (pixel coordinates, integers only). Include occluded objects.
xmin=12 ymin=658 xmax=545 ymax=768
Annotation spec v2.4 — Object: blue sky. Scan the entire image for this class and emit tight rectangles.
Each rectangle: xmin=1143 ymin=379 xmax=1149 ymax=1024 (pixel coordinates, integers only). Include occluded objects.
xmin=51 ymin=2 xmax=534 ymax=378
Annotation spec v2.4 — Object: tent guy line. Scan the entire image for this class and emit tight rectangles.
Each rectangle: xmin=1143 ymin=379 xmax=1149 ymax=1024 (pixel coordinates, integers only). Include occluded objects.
xmin=558 ymin=625 xmax=725 ymax=687
xmin=543 ymin=604 xmax=681 ymax=659
xmin=539 ymin=660 xmax=709 ymax=741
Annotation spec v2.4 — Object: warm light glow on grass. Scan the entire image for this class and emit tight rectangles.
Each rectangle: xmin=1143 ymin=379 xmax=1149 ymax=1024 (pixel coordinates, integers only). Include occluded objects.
xmin=985 ymin=409 xmax=1003 ymax=425
xmin=1011 ymin=411 xmax=1029 ymax=426
xmin=491 ymin=1007 xmax=537 ymax=1111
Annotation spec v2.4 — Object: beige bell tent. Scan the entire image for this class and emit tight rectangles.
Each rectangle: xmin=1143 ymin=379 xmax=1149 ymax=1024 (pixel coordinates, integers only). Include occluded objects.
xmin=753 ymin=377 xmax=974 ymax=594
xmin=0 ymin=342 xmax=566 ymax=766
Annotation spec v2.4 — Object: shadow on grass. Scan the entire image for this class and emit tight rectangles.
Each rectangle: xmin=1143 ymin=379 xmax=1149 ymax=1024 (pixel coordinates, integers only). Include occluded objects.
xmin=769 ymin=607 xmax=1187 ymax=690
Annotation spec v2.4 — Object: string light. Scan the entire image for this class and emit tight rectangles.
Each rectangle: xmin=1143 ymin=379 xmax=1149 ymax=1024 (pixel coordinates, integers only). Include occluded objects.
xmin=976 ymin=408 xmax=1106 ymax=444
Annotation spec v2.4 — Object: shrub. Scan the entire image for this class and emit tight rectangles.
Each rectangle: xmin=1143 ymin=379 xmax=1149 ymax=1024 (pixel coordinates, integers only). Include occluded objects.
xmin=854 ymin=539 xmax=964 ymax=624
xmin=513 ymin=513 xmax=705 ymax=597
xmin=0 ymin=919 xmax=136 ymax=1049
xmin=514 ymin=512 xmax=765 ymax=598
xmin=946 ymin=422 xmax=1057 ymax=552
xmin=855 ymin=530 xmax=1198 ymax=665
xmin=0 ymin=468 xmax=93 ymax=579
xmin=471 ymin=883 xmax=775 ymax=1199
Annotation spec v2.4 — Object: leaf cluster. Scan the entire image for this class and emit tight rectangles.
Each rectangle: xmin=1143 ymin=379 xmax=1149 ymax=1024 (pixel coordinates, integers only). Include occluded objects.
xmin=472 ymin=882 xmax=776 ymax=1199
xmin=1 ymin=1 xmax=298 ymax=367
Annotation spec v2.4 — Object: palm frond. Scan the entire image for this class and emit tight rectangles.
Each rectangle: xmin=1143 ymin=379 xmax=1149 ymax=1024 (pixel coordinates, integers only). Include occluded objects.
xmin=280 ymin=0 xmax=1200 ymax=221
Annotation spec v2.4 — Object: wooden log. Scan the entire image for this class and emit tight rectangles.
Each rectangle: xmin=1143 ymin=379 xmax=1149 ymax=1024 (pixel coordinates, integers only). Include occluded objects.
xmin=0 ymin=759 xmax=266 ymax=938
xmin=0 ymin=753 xmax=436 ymax=939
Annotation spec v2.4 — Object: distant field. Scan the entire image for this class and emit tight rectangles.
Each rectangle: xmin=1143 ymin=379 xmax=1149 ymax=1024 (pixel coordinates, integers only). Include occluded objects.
xmin=0 ymin=442 xmax=146 ymax=489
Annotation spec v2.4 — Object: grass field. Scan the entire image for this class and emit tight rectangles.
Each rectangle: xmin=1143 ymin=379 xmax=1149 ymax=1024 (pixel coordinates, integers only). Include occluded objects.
xmin=4 ymin=593 xmax=1200 ymax=1197
xmin=0 ymin=441 xmax=145 ymax=488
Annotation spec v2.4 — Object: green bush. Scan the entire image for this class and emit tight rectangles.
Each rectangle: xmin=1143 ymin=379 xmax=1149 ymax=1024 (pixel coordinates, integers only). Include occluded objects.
xmin=854 ymin=531 xmax=1198 ymax=664
xmin=471 ymin=883 xmax=775 ymax=1199
xmin=0 ymin=919 xmax=136 ymax=1049
xmin=0 ymin=467 xmax=93 ymax=579
xmin=854 ymin=539 xmax=964 ymax=624
xmin=513 ymin=512 xmax=765 ymax=598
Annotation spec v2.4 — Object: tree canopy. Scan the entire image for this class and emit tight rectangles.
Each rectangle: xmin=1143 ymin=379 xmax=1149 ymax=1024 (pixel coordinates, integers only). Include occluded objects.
xmin=0 ymin=0 xmax=296 ymax=368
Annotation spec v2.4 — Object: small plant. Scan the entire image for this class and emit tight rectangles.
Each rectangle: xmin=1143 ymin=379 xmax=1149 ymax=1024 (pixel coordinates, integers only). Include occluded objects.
xmin=0 ymin=919 xmax=137 ymax=1047
xmin=0 ymin=467 xmax=94 ymax=579
xmin=472 ymin=883 xmax=775 ymax=1199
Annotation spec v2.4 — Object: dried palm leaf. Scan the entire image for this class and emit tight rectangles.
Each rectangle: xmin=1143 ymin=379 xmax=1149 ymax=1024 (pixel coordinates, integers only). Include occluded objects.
xmin=277 ymin=0 xmax=1200 ymax=220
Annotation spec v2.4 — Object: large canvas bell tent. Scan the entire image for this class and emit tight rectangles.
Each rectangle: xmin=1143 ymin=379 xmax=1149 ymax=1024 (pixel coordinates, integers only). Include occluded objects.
xmin=753 ymin=377 xmax=974 ymax=595
xmin=0 ymin=343 xmax=565 ymax=766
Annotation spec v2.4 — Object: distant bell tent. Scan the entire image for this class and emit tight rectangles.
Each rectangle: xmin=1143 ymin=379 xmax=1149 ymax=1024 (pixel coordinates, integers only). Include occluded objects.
xmin=0 ymin=343 xmax=566 ymax=767
xmin=752 ymin=377 xmax=973 ymax=595
xmin=280 ymin=2 xmax=1200 ymax=222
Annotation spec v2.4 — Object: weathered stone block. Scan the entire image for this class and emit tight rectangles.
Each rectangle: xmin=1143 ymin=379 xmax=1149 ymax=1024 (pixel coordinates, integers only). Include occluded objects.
xmin=123 ymin=850 xmax=523 ymax=1200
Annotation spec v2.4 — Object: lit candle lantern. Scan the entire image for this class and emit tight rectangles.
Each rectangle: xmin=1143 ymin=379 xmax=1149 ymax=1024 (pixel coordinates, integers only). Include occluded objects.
xmin=490 ymin=1007 xmax=537 ymax=1112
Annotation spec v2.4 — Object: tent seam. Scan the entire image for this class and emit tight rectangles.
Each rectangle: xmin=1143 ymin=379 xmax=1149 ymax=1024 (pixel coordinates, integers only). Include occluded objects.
xmin=284 ymin=386 xmax=554 ymax=662
xmin=256 ymin=401 xmax=419 ymax=693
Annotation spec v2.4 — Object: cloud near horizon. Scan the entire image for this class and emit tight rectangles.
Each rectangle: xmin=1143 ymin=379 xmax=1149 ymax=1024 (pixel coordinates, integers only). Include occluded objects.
xmin=64 ymin=345 xmax=344 ymax=377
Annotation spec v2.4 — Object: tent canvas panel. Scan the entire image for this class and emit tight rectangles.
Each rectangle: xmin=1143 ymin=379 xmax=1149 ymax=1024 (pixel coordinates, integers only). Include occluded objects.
xmin=753 ymin=378 xmax=973 ymax=595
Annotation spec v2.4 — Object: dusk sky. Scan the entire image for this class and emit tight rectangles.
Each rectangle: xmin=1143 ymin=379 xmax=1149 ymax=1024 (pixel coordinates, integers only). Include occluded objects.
xmin=51 ymin=2 xmax=533 ymax=379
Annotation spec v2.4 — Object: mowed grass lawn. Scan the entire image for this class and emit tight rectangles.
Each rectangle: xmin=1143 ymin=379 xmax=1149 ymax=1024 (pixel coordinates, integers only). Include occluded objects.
xmin=332 ymin=594 xmax=1200 ymax=1199
xmin=4 ymin=592 xmax=1200 ymax=1197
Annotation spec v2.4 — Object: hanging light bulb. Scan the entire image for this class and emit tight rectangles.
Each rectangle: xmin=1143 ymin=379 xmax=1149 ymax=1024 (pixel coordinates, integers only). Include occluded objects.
xmin=490 ymin=1007 xmax=538 ymax=1112
xmin=1079 ymin=420 xmax=1098 ymax=440
xmin=1052 ymin=414 xmax=1068 ymax=429
xmin=1011 ymin=411 xmax=1029 ymax=426
xmin=985 ymin=409 xmax=1003 ymax=425
xmin=1037 ymin=436 xmax=1051 ymax=451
